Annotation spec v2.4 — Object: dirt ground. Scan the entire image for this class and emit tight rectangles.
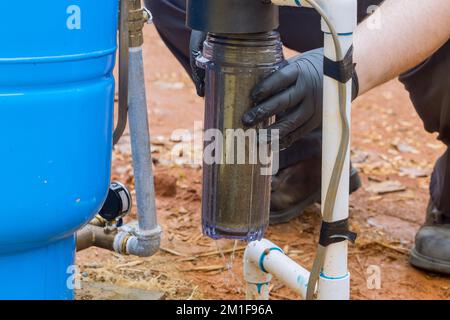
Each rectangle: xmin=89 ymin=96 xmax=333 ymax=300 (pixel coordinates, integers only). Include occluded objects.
xmin=76 ymin=26 xmax=450 ymax=300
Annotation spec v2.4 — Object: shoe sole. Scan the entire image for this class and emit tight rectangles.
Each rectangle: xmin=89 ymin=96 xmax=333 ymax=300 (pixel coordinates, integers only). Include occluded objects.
xmin=410 ymin=247 xmax=450 ymax=275
xmin=269 ymin=168 xmax=362 ymax=225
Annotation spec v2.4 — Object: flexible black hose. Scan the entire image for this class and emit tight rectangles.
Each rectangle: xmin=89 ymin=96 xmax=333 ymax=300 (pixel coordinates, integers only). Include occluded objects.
xmin=113 ymin=0 xmax=130 ymax=145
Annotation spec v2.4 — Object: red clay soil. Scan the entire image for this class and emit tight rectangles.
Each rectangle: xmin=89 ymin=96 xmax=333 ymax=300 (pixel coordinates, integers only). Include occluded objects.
xmin=76 ymin=26 xmax=450 ymax=300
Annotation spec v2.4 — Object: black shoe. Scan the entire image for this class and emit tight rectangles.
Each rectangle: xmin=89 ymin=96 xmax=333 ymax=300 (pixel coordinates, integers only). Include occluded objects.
xmin=410 ymin=200 xmax=450 ymax=275
xmin=269 ymin=158 xmax=361 ymax=225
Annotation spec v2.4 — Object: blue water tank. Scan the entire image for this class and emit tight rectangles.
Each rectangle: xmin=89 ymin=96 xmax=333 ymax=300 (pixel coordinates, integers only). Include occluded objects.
xmin=0 ymin=1 xmax=119 ymax=299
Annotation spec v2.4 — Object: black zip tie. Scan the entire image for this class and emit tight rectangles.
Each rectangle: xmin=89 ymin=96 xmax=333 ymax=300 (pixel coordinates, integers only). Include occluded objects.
xmin=324 ymin=45 xmax=356 ymax=84
xmin=319 ymin=218 xmax=357 ymax=247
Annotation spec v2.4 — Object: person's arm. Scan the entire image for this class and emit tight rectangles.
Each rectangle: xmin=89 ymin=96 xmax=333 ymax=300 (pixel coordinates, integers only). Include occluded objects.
xmin=355 ymin=0 xmax=450 ymax=95
xmin=242 ymin=0 xmax=450 ymax=146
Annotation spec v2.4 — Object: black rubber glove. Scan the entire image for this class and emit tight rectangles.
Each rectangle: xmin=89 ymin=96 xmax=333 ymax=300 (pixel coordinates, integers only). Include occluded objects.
xmin=189 ymin=30 xmax=207 ymax=97
xmin=242 ymin=48 xmax=359 ymax=148
xmin=242 ymin=48 xmax=324 ymax=147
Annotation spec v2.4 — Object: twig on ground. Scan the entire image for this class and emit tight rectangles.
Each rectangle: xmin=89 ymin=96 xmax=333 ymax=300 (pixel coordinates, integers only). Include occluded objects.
xmin=180 ymin=265 xmax=226 ymax=272
xmin=178 ymin=246 xmax=247 ymax=261
xmin=160 ymin=247 xmax=186 ymax=257
xmin=270 ymin=292 xmax=296 ymax=300
xmin=115 ymin=260 xmax=144 ymax=269
xmin=373 ymin=241 xmax=409 ymax=255
xmin=187 ymin=286 xmax=199 ymax=300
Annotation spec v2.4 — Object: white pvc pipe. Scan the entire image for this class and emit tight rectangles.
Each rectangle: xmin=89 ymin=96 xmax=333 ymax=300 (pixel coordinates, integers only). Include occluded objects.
xmin=244 ymin=239 xmax=311 ymax=300
xmin=317 ymin=0 xmax=357 ymax=300
xmin=266 ymin=0 xmax=357 ymax=300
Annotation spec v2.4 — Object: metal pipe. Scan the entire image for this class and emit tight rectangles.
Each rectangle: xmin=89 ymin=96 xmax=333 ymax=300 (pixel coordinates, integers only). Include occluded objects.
xmin=111 ymin=12 xmax=162 ymax=256
xmin=244 ymin=239 xmax=311 ymax=300
xmin=115 ymin=0 xmax=162 ymax=257
xmin=114 ymin=221 xmax=161 ymax=257
xmin=128 ymin=47 xmax=159 ymax=233
xmin=89 ymin=215 xmax=108 ymax=227
xmin=117 ymin=6 xmax=161 ymax=256
xmin=76 ymin=220 xmax=161 ymax=258
xmin=76 ymin=225 xmax=116 ymax=252
xmin=77 ymin=4 xmax=161 ymax=257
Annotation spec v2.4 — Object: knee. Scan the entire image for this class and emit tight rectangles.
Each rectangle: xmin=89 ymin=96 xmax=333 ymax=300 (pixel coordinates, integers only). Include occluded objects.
xmin=399 ymin=42 xmax=450 ymax=145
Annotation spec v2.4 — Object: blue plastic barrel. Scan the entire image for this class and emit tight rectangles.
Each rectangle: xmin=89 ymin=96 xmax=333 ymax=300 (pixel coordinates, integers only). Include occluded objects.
xmin=0 ymin=1 xmax=119 ymax=299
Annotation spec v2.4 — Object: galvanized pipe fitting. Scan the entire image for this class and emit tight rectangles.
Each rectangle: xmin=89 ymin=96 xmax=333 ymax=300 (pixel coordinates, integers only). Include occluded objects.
xmin=76 ymin=225 xmax=117 ymax=252
xmin=128 ymin=0 xmax=152 ymax=48
xmin=113 ymin=222 xmax=162 ymax=257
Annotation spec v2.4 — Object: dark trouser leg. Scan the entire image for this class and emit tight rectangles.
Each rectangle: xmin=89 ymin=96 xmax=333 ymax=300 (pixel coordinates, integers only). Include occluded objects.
xmin=399 ymin=41 xmax=450 ymax=213
xmin=144 ymin=0 xmax=191 ymax=74
xmin=403 ymin=42 xmax=450 ymax=273
xmin=430 ymin=150 xmax=450 ymax=213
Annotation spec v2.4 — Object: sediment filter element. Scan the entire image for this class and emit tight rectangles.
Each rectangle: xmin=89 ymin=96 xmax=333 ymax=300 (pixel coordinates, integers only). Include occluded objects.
xmin=200 ymin=32 xmax=284 ymax=241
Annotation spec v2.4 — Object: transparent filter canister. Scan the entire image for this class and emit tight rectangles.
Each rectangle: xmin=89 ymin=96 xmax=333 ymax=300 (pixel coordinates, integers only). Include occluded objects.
xmin=199 ymin=32 xmax=284 ymax=241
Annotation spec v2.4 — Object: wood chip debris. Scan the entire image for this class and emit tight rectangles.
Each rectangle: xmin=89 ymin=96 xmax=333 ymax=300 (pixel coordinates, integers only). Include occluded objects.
xmin=391 ymin=141 xmax=419 ymax=154
xmin=365 ymin=180 xmax=407 ymax=195
xmin=178 ymin=246 xmax=247 ymax=262
xmin=180 ymin=265 xmax=226 ymax=272
xmin=160 ymin=247 xmax=186 ymax=257
xmin=115 ymin=261 xmax=144 ymax=269
xmin=399 ymin=167 xmax=429 ymax=178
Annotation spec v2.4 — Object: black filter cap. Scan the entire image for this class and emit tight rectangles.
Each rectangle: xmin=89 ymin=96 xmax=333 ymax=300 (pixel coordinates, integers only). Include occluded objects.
xmin=186 ymin=0 xmax=279 ymax=34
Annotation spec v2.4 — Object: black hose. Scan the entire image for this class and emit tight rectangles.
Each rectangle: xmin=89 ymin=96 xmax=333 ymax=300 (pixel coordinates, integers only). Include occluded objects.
xmin=113 ymin=0 xmax=130 ymax=145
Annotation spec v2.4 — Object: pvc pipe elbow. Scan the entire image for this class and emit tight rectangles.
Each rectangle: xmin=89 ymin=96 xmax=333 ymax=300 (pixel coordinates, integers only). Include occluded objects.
xmin=244 ymin=240 xmax=279 ymax=284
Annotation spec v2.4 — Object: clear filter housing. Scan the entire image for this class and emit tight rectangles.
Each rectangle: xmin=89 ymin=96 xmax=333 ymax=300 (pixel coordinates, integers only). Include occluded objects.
xmin=199 ymin=32 xmax=284 ymax=241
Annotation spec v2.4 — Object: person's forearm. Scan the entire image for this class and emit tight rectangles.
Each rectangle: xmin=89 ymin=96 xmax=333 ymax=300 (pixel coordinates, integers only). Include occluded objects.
xmin=354 ymin=0 xmax=450 ymax=95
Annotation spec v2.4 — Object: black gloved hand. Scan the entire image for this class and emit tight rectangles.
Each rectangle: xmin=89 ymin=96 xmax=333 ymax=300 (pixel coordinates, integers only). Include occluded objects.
xmin=242 ymin=48 xmax=359 ymax=148
xmin=189 ymin=30 xmax=207 ymax=97
xmin=242 ymin=48 xmax=324 ymax=147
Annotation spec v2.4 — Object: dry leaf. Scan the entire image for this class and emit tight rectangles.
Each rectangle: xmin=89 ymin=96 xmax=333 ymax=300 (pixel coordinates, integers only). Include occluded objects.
xmin=351 ymin=150 xmax=370 ymax=164
xmin=365 ymin=180 xmax=406 ymax=195
xmin=151 ymin=135 xmax=166 ymax=146
xmin=399 ymin=167 xmax=429 ymax=178
xmin=426 ymin=143 xmax=443 ymax=150
xmin=392 ymin=142 xmax=419 ymax=154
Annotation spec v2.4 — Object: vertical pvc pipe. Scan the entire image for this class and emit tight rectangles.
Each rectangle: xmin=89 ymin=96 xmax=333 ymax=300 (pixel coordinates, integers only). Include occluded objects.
xmin=317 ymin=0 xmax=357 ymax=300
xmin=128 ymin=47 xmax=158 ymax=231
